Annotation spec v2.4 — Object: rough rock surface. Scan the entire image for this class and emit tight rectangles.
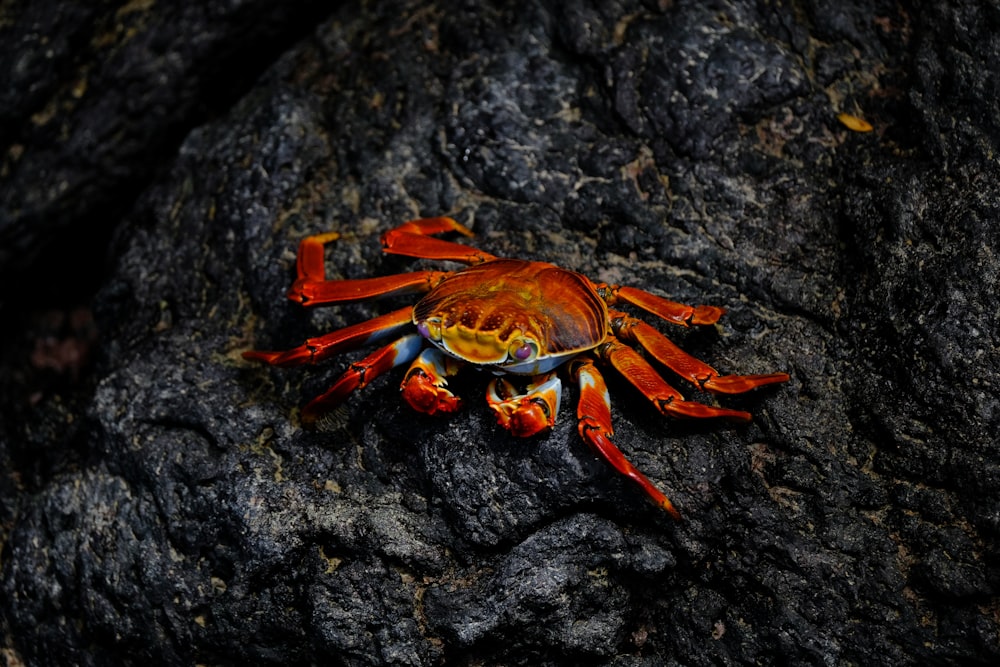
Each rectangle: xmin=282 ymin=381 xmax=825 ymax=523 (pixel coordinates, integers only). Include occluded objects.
xmin=2 ymin=0 xmax=998 ymax=665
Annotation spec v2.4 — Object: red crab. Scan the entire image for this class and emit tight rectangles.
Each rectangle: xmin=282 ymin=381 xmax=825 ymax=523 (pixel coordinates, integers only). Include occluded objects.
xmin=244 ymin=217 xmax=788 ymax=519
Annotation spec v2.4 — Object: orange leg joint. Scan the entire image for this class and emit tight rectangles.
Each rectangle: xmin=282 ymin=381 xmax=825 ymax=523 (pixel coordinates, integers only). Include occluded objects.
xmin=380 ymin=217 xmax=496 ymax=264
xmin=610 ymin=311 xmax=790 ymax=394
xmin=242 ymin=307 xmax=414 ymax=367
xmin=594 ymin=282 xmax=725 ymax=326
xmin=301 ymin=334 xmax=424 ymax=424
xmin=597 ymin=335 xmax=754 ymax=422
xmin=570 ymin=356 xmax=682 ymax=520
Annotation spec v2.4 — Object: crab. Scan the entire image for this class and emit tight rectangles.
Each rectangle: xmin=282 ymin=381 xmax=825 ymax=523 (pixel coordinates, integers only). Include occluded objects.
xmin=244 ymin=217 xmax=788 ymax=519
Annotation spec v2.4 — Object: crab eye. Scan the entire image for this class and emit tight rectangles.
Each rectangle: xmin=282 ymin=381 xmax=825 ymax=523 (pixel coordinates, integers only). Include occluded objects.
xmin=417 ymin=318 xmax=442 ymax=341
xmin=508 ymin=338 xmax=538 ymax=362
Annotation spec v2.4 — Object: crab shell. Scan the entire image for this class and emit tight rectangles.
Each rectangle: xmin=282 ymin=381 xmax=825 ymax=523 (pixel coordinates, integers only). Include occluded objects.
xmin=412 ymin=259 xmax=608 ymax=375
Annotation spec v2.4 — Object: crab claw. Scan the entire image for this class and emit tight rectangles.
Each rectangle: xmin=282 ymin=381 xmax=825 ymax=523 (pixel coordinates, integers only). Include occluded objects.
xmin=486 ymin=373 xmax=561 ymax=438
xmin=400 ymin=348 xmax=462 ymax=415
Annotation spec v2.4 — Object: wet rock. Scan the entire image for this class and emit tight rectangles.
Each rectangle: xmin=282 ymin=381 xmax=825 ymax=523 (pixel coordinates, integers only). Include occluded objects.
xmin=2 ymin=1 xmax=998 ymax=665
xmin=0 ymin=0 xmax=330 ymax=302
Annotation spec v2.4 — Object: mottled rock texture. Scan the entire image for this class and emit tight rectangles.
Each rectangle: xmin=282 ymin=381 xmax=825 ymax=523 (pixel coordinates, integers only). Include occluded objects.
xmin=2 ymin=0 xmax=998 ymax=665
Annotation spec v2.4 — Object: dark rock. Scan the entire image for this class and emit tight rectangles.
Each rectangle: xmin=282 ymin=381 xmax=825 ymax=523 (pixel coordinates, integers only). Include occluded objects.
xmin=2 ymin=0 xmax=999 ymax=665
xmin=0 ymin=0 xmax=331 ymax=305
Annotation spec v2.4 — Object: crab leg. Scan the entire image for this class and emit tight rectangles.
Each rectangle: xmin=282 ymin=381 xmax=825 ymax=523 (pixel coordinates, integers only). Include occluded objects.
xmin=610 ymin=311 xmax=790 ymax=394
xmin=596 ymin=336 xmax=753 ymax=421
xmin=400 ymin=348 xmax=465 ymax=415
xmin=381 ymin=217 xmax=497 ymax=264
xmin=486 ymin=372 xmax=562 ymax=437
xmin=594 ymin=282 xmax=725 ymax=326
xmin=287 ymin=230 xmax=452 ymax=306
xmin=300 ymin=334 xmax=425 ymax=423
xmin=289 ymin=271 xmax=451 ymax=307
xmin=569 ymin=356 xmax=681 ymax=520
xmin=243 ymin=306 xmax=414 ymax=367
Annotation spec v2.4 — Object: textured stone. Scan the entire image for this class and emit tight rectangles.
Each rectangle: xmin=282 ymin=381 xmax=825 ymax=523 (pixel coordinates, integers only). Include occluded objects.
xmin=2 ymin=0 xmax=998 ymax=665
